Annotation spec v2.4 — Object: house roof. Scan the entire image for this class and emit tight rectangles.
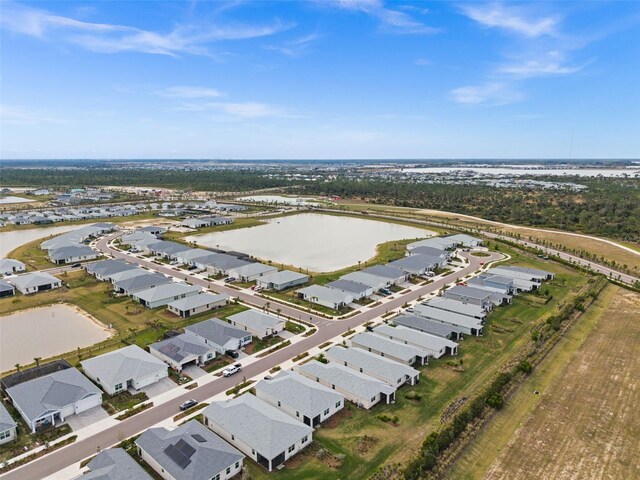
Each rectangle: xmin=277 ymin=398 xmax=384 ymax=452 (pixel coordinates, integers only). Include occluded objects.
xmin=443 ymin=234 xmax=482 ymax=246
xmin=500 ymin=266 xmax=552 ymax=278
xmin=85 ymin=259 xmax=136 ymax=277
xmin=297 ymin=285 xmax=353 ymax=304
xmin=341 ymin=271 xmax=388 ymax=289
xmin=113 ymin=272 xmax=170 ymax=292
xmin=135 ymin=421 xmax=244 ymax=480
xmin=0 ymin=279 xmax=15 ymax=292
xmin=392 ymin=314 xmax=460 ymax=338
xmin=327 ymin=279 xmax=372 ymax=295
xmin=445 ymin=285 xmax=492 ymax=301
xmin=203 ymin=394 xmax=313 ymax=459
xmin=325 ymin=346 xmax=419 ymax=384
xmin=168 ymin=293 xmax=229 ymax=312
xmin=149 ymin=241 xmax=191 ymax=256
xmin=132 ymin=283 xmax=200 ymax=303
xmin=257 ymin=270 xmax=309 ymax=285
xmin=373 ymin=324 xmax=458 ymax=354
xmin=407 ymin=246 xmax=448 ymax=257
xmin=412 ymin=305 xmax=484 ymax=330
xmin=120 ymin=232 xmax=158 ymax=245
xmin=297 ymin=360 xmax=395 ymax=401
xmin=206 ymin=254 xmax=250 ymax=271
xmin=81 ymin=345 xmax=166 ymax=389
xmin=82 ymin=448 xmax=152 ymax=480
xmin=489 ymin=267 xmax=547 ymax=281
xmin=361 ymin=265 xmax=406 ymax=280
xmin=150 ymin=334 xmax=211 ymax=362
xmin=49 ymin=245 xmax=96 ymax=261
xmin=423 ymin=297 xmax=486 ymax=318
xmin=174 ymin=248 xmax=212 ymax=261
xmin=185 ymin=318 xmax=250 ymax=348
xmin=387 ymin=254 xmax=440 ymax=273
xmin=0 ymin=258 xmax=25 ymax=271
xmin=476 ymin=274 xmax=514 ymax=286
xmin=106 ymin=268 xmax=149 ymax=283
xmin=255 ymin=370 xmax=343 ymax=418
xmin=228 ymin=263 xmax=276 ymax=277
xmin=227 ymin=310 xmax=283 ymax=332
xmin=9 ymin=272 xmax=60 ymax=290
xmin=0 ymin=401 xmax=17 ymax=433
xmin=407 ymin=237 xmax=454 ymax=251
xmin=351 ymin=333 xmax=429 ymax=362
xmin=139 ymin=226 xmax=167 ymax=234
xmin=6 ymin=368 xmax=101 ymax=424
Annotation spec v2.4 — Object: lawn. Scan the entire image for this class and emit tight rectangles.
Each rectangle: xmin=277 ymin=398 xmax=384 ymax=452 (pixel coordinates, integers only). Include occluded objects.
xmin=102 ymin=391 xmax=148 ymax=414
xmin=246 ymin=246 xmax=590 ymax=479
xmin=7 ymin=237 xmax=60 ymax=270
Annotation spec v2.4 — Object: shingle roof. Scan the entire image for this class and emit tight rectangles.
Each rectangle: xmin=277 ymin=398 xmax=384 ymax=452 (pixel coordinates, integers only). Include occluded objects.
xmin=412 ymin=304 xmax=484 ymax=330
xmin=0 ymin=258 xmax=25 ymax=272
xmin=325 ymin=346 xmax=418 ymax=385
xmin=107 ymin=268 xmax=150 ymax=283
xmin=184 ymin=318 xmax=249 ymax=348
xmin=0 ymin=401 xmax=17 ymax=433
xmin=132 ymin=283 xmax=201 ymax=303
xmin=227 ymin=310 xmax=283 ymax=331
xmin=203 ymin=394 xmax=313 ymax=459
xmin=255 ymin=370 xmax=343 ymax=418
xmin=424 ymin=297 xmax=486 ymax=318
xmin=150 ymin=334 xmax=211 ymax=362
xmin=326 ymin=279 xmax=372 ymax=295
xmin=168 ymin=293 xmax=229 ymax=312
xmin=8 ymin=272 xmax=60 ymax=290
xmin=85 ymin=259 xmax=135 ymax=277
xmin=228 ymin=263 xmax=276 ymax=277
xmin=297 ymin=361 xmax=395 ymax=401
xmin=361 ymin=265 xmax=407 ymax=280
xmin=341 ymin=271 xmax=388 ymax=289
xmin=81 ymin=345 xmax=166 ymax=389
xmin=6 ymin=368 xmax=101 ymax=424
xmin=113 ymin=272 xmax=171 ymax=293
xmin=387 ymin=254 xmax=440 ymax=273
xmin=257 ymin=270 xmax=309 ymax=285
xmin=489 ymin=267 xmax=547 ymax=281
xmin=82 ymin=448 xmax=152 ymax=480
xmin=445 ymin=285 xmax=492 ymax=301
xmin=351 ymin=332 xmax=429 ymax=362
xmin=373 ymin=324 xmax=458 ymax=355
xmin=0 ymin=279 xmax=15 ymax=292
xmin=149 ymin=241 xmax=191 ymax=256
xmin=206 ymin=254 xmax=250 ymax=271
xmin=297 ymin=285 xmax=353 ymax=304
xmin=49 ymin=245 xmax=96 ymax=261
xmin=393 ymin=314 xmax=460 ymax=338
xmin=135 ymin=421 xmax=244 ymax=480
xmin=500 ymin=266 xmax=553 ymax=278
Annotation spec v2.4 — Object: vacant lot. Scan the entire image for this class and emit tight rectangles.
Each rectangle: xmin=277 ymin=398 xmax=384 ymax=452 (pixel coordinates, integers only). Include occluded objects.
xmin=480 ymin=287 xmax=640 ymax=480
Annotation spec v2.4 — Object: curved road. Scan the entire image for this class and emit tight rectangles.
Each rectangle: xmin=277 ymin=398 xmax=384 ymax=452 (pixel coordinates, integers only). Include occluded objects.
xmin=1 ymin=238 xmax=500 ymax=480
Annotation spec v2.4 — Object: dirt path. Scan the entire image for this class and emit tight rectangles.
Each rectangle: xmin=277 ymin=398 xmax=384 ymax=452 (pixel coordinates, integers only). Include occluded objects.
xmin=483 ymin=287 xmax=640 ymax=480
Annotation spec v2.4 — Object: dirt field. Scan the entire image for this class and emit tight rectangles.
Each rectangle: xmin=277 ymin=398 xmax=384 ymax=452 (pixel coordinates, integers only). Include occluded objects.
xmin=483 ymin=287 xmax=640 ymax=480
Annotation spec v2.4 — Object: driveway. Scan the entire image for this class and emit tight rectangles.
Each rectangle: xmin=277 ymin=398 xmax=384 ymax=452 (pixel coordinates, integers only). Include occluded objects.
xmin=134 ymin=377 xmax=176 ymax=399
xmin=182 ymin=365 xmax=208 ymax=380
xmin=65 ymin=406 xmax=109 ymax=431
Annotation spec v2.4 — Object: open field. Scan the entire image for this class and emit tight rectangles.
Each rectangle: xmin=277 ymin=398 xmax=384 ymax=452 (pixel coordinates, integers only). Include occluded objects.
xmin=246 ymin=247 xmax=591 ymax=480
xmin=465 ymin=286 xmax=640 ymax=480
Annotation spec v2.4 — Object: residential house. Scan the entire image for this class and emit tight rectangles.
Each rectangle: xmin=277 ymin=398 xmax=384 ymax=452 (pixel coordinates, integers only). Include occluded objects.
xmin=113 ymin=272 xmax=171 ymax=295
xmin=387 ymin=254 xmax=442 ymax=275
xmin=6 ymin=367 xmax=102 ymax=433
xmin=81 ymin=345 xmax=168 ymax=396
xmin=205 ymin=255 xmax=251 ymax=276
xmin=203 ymin=394 xmax=312 ymax=472
xmin=296 ymin=285 xmax=353 ymax=310
xmin=373 ymin=324 xmax=458 ymax=358
xmin=406 ymin=245 xmax=451 ymax=261
xmin=149 ymin=334 xmax=216 ymax=372
xmin=0 ymin=402 xmax=17 ymax=445
xmin=255 ymin=270 xmax=309 ymax=291
xmin=48 ymin=245 xmax=99 ymax=264
xmin=136 ymin=420 xmax=244 ymax=480
xmin=184 ymin=318 xmax=252 ymax=354
xmin=491 ymin=266 xmax=553 ymax=281
xmin=443 ymin=285 xmax=494 ymax=310
xmin=326 ymin=279 xmax=374 ymax=300
xmin=406 ymin=237 xmax=457 ymax=251
xmin=9 ymin=272 xmax=62 ymax=295
xmin=85 ymin=259 xmax=137 ymax=281
xmin=171 ymin=248 xmax=213 ymax=266
xmin=227 ymin=310 xmax=285 ymax=339
xmin=0 ymin=258 xmax=26 ymax=276
xmin=443 ymin=234 xmax=483 ymax=247
xmin=138 ymin=226 xmax=167 ymax=237
xmin=423 ymin=297 xmax=486 ymax=320
xmin=361 ymin=265 xmax=409 ymax=284
xmin=350 ymin=332 xmax=430 ymax=366
xmin=392 ymin=314 xmax=464 ymax=341
xmin=467 ymin=274 xmax=516 ymax=295
xmin=167 ymin=293 xmax=229 ymax=318
xmin=297 ymin=360 xmax=396 ymax=409
xmin=78 ymin=448 xmax=153 ymax=480
xmin=132 ymin=283 xmax=201 ymax=309
xmin=325 ymin=346 xmax=420 ymax=387
xmin=411 ymin=304 xmax=484 ymax=336
xmin=341 ymin=271 xmax=390 ymax=290
xmin=0 ymin=279 xmax=16 ymax=298
xmin=254 ymin=370 xmax=344 ymax=427
xmin=226 ymin=263 xmax=277 ymax=282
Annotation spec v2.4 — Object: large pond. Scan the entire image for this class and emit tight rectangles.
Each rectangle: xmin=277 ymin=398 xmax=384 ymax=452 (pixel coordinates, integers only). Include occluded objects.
xmin=0 ymin=225 xmax=81 ymax=257
xmin=0 ymin=196 xmax=35 ymax=204
xmin=0 ymin=304 xmax=112 ymax=372
xmin=186 ymin=213 xmax=431 ymax=272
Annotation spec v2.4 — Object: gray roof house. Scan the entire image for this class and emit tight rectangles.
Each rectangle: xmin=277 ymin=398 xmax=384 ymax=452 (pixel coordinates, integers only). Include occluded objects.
xmin=500 ymin=266 xmax=554 ymax=280
xmin=406 ymin=237 xmax=456 ymax=251
xmin=361 ymin=265 xmax=408 ymax=284
xmin=81 ymin=345 xmax=168 ymax=396
xmin=120 ymin=231 xmax=161 ymax=245
xmin=48 ymin=245 xmax=99 ymax=264
xmin=113 ymin=272 xmax=171 ymax=295
xmin=424 ymin=297 xmax=487 ymax=320
xmin=406 ymin=245 xmax=451 ymax=259
xmin=0 ymin=279 xmax=15 ymax=298
xmin=411 ymin=304 xmax=484 ymax=336
xmin=342 ymin=271 xmax=390 ymax=290
xmin=0 ymin=401 xmax=17 ymax=445
xmin=325 ymin=345 xmax=420 ymax=387
xmin=148 ymin=241 xmax=191 ymax=258
xmin=326 ymin=279 xmax=375 ymax=299
xmin=9 ymin=272 xmax=62 ymax=295
xmin=105 ymin=267 xmax=149 ymax=284
xmin=138 ymin=225 xmax=167 ymax=236
xmin=184 ymin=318 xmax=252 ymax=353
xmin=297 ymin=360 xmax=396 ymax=410
xmin=256 ymin=270 xmax=309 ymax=291
xmin=468 ymin=274 xmax=516 ymax=295
xmin=168 ymin=292 xmax=229 ymax=318
xmin=6 ymin=367 xmax=102 ymax=433
xmin=227 ymin=262 xmax=278 ymax=282
xmin=149 ymin=334 xmax=216 ymax=372
xmin=203 ymin=394 xmax=313 ymax=471
xmin=392 ymin=314 xmax=464 ymax=341
xmin=350 ymin=332 xmax=430 ymax=366
xmin=79 ymin=448 xmax=153 ymax=480
xmin=85 ymin=259 xmax=137 ymax=281
xmin=387 ymin=254 xmax=442 ymax=275
xmin=136 ymin=420 xmax=244 ymax=480
xmin=0 ymin=258 xmax=26 ymax=276
xmin=171 ymin=248 xmax=214 ymax=266
xmin=486 ymin=267 xmax=544 ymax=291
xmin=227 ymin=310 xmax=285 ymax=339
xmin=373 ymin=324 xmax=458 ymax=358
xmin=205 ymin=254 xmax=251 ymax=275
xmin=132 ymin=283 xmax=201 ymax=309
xmin=444 ymin=234 xmax=483 ymax=247
xmin=255 ymin=370 xmax=344 ymax=427
xmin=296 ymin=285 xmax=353 ymax=310
xmin=443 ymin=285 xmax=494 ymax=310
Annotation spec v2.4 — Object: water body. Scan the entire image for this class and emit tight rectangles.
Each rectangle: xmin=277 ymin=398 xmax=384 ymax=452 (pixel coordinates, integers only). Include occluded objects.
xmin=0 ymin=304 xmax=112 ymax=372
xmin=0 ymin=225 xmax=81 ymax=257
xmin=238 ymin=195 xmax=320 ymax=206
xmin=0 ymin=196 xmax=34 ymax=204
xmin=398 ymin=166 xmax=639 ymax=177
xmin=187 ymin=213 xmax=431 ymax=272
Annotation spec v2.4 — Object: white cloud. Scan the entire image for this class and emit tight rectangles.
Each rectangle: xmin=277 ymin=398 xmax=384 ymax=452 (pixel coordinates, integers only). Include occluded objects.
xmin=265 ymin=32 xmax=321 ymax=57
xmin=499 ymin=51 xmax=586 ymax=78
xmin=155 ymin=86 xmax=224 ymax=99
xmin=414 ymin=57 xmax=432 ymax=66
xmin=0 ymin=3 xmax=291 ymax=57
xmin=176 ymin=101 xmax=289 ymax=118
xmin=331 ymin=0 xmax=438 ymax=34
xmin=460 ymin=3 xmax=559 ymax=37
xmin=0 ymin=104 xmax=66 ymax=125
xmin=451 ymin=82 xmax=524 ymax=106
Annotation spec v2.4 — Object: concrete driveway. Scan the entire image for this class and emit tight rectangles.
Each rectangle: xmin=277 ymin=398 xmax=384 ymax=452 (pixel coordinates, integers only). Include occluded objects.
xmin=65 ymin=406 xmax=109 ymax=431
xmin=135 ymin=377 xmax=176 ymax=399
xmin=182 ymin=365 xmax=208 ymax=380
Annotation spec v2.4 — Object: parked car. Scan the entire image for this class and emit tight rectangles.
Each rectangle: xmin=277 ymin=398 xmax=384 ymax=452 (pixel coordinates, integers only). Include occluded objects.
xmin=222 ymin=363 xmax=242 ymax=377
xmin=187 ymin=265 xmax=197 ymax=270
xmin=379 ymin=288 xmax=392 ymax=296
xmin=224 ymin=277 xmax=236 ymax=283
xmin=456 ymin=282 xmax=467 ymax=286
xmin=405 ymin=306 xmax=414 ymax=313
xmin=225 ymin=350 xmax=239 ymax=359
xmin=365 ymin=325 xmax=374 ymax=332
xmin=179 ymin=399 xmax=198 ymax=411
xmin=426 ymin=271 xmax=436 ymax=277
xmin=479 ymin=261 xmax=485 ymax=265
xmin=71 ymin=263 xmax=81 ymax=268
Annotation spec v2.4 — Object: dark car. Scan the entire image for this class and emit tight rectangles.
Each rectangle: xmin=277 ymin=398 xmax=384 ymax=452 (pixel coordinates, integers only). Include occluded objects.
xmin=225 ymin=350 xmax=239 ymax=359
xmin=179 ymin=399 xmax=198 ymax=411
xmin=71 ymin=263 xmax=82 ymax=268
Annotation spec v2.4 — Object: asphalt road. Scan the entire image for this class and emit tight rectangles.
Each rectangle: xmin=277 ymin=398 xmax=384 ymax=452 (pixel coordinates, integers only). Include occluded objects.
xmin=2 ymin=238 xmax=498 ymax=480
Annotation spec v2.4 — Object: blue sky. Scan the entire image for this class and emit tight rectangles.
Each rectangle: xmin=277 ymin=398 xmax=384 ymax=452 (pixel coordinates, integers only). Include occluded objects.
xmin=1 ymin=0 xmax=639 ymax=159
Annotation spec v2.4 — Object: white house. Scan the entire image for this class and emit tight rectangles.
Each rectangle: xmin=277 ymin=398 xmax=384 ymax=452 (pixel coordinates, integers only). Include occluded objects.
xmin=373 ymin=324 xmax=458 ymax=358
xmin=350 ymin=332 xmax=430 ymax=365
xmin=226 ymin=263 xmax=277 ymax=282
xmin=0 ymin=258 xmax=26 ymax=276
xmin=256 ymin=270 xmax=309 ymax=291
xmin=81 ymin=345 xmax=168 ymax=396
xmin=184 ymin=318 xmax=252 ymax=354
xmin=149 ymin=334 xmax=216 ymax=372
xmin=8 ymin=272 xmax=62 ymax=295
xmin=296 ymin=285 xmax=353 ymax=310
xmin=131 ymin=283 xmax=201 ymax=309
xmin=0 ymin=402 xmax=17 ymax=445
xmin=48 ymin=245 xmax=99 ymax=264
xmin=167 ymin=292 xmax=229 ymax=318
xmin=227 ymin=310 xmax=285 ymax=339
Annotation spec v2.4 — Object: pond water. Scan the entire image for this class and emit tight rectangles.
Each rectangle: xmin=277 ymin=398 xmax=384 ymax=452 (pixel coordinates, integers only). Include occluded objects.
xmin=238 ymin=195 xmax=320 ymax=206
xmin=0 ymin=225 xmax=81 ymax=257
xmin=186 ymin=213 xmax=432 ymax=272
xmin=397 ymin=166 xmax=640 ymax=177
xmin=0 ymin=196 xmax=34 ymax=204
xmin=0 ymin=304 xmax=112 ymax=372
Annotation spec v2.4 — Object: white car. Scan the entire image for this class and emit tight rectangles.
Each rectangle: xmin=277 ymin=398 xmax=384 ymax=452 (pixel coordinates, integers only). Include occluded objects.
xmin=222 ymin=364 xmax=242 ymax=377
xmin=405 ymin=306 xmax=414 ymax=313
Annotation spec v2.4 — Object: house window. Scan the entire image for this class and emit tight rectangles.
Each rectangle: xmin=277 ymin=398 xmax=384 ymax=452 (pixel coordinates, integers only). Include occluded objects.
xmin=213 ymin=475 xmax=220 ymax=480
xmin=331 ymin=384 xmax=335 ymax=390
xmin=235 ymin=461 xmax=240 ymax=469
xmin=302 ymin=435 xmax=308 ymax=444
xmin=231 ymin=435 xmax=235 ymax=441
xmin=335 ymin=401 xmax=341 ymax=408
xmin=252 ymin=449 xmax=255 ymax=455
xmin=226 ymin=467 xmax=231 ymax=474
xmin=324 ymin=408 xmax=330 ymax=416
xmin=114 ymin=383 xmax=123 ymax=391
xmin=371 ymin=396 xmax=376 ymax=402
xmin=0 ymin=430 xmax=11 ymax=440
xmin=288 ymin=444 xmax=295 ymax=453
xmin=296 ymin=411 xmax=299 ymax=417
xmin=277 ymin=401 xmax=281 ymax=407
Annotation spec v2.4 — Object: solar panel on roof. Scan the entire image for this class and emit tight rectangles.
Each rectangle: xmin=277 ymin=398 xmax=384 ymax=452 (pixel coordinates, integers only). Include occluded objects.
xmin=164 ymin=444 xmax=192 ymax=470
xmin=175 ymin=439 xmax=196 ymax=458
xmin=191 ymin=434 xmax=207 ymax=443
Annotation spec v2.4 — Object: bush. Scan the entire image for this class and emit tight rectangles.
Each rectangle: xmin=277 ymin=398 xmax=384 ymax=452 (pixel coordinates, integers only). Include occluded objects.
xmin=485 ymin=392 xmax=504 ymax=409
xmin=517 ymin=360 xmax=533 ymax=375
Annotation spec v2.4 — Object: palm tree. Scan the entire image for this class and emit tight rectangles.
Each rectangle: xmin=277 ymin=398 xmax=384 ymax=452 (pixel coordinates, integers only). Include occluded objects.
xmin=34 ymin=357 xmax=42 ymax=367
xmin=276 ymin=308 xmax=281 ymax=317
xmin=14 ymin=363 xmax=20 ymax=373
